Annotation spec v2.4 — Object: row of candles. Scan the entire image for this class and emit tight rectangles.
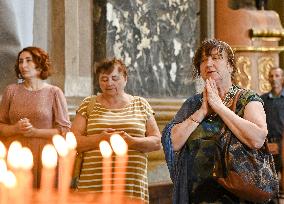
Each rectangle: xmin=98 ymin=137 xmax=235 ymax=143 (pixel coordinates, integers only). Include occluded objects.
xmin=0 ymin=132 xmax=129 ymax=204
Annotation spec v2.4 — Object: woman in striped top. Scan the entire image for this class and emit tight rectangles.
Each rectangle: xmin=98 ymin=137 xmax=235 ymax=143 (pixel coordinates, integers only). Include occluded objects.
xmin=71 ymin=58 xmax=161 ymax=203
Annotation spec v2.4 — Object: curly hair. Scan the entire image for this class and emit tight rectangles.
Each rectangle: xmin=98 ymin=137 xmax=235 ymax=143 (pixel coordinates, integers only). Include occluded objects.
xmin=15 ymin=47 xmax=53 ymax=80
xmin=95 ymin=58 xmax=128 ymax=80
xmin=192 ymin=39 xmax=236 ymax=81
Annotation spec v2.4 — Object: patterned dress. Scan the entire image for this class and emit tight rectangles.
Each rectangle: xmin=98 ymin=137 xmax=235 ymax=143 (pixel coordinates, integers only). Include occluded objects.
xmin=76 ymin=95 xmax=153 ymax=203
xmin=162 ymin=85 xmax=264 ymax=204
xmin=0 ymin=83 xmax=71 ymax=188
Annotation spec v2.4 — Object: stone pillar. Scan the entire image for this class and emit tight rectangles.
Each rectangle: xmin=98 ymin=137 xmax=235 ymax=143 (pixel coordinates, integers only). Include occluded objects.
xmin=49 ymin=0 xmax=93 ymax=97
xmin=49 ymin=0 xmax=65 ymax=91
xmin=200 ymin=0 xmax=215 ymax=41
xmin=33 ymin=0 xmax=50 ymax=51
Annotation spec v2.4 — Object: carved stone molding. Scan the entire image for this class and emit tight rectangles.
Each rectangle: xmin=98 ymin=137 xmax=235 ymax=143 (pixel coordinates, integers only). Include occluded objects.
xmin=258 ymin=57 xmax=274 ymax=93
xmin=235 ymin=56 xmax=252 ymax=89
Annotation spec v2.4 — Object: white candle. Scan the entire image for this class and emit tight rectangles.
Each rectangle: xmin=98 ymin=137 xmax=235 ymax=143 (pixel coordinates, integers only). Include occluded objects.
xmin=52 ymin=134 xmax=69 ymax=203
xmin=41 ymin=144 xmax=58 ymax=201
xmin=0 ymin=159 xmax=7 ymax=204
xmin=65 ymin=132 xmax=77 ymax=185
xmin=110 ymin=134 xmax=128 ymax=203
xmin=0 ymin=142 xmax=7 ymax=204
xmin=7 ymin=141 xmax=22 ymax=169
xmin=99 ymin=140 xmax=113 ymax=202
xmin=3 ymin=171 xmax=17 ymax=203
xmin=19 ymin=147 xmax=33 ymax=203
xmin=66 ymin=132 xmax=77 ymax=150
xmin=6 ymin=141 xmax=22 ymax=204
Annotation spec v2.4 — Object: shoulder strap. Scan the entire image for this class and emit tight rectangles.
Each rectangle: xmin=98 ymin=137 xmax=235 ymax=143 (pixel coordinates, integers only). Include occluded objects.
xmin=219 ymin=89 xmax=244 ymax=133
xmin=86 ymin=96 xmax=96 ymax=117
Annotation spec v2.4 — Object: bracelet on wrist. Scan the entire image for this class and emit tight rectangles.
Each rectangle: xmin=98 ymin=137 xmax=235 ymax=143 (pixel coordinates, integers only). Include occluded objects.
xmin=189 ymin=116 xmax=200 ymax=124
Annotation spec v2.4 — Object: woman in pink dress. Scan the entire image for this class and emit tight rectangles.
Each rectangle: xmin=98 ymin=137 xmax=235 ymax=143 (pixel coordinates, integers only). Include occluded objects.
xmin=0 ymin=47 xmax=71 ymax=188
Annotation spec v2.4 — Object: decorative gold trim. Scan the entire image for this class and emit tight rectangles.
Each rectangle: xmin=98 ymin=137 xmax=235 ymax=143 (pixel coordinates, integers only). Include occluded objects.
xmin=249 ymin=28 xmax=284 ymax=38
xmin=235 ymin=56 xmax=251 ymax=89
xmin=258 ymin=57 xmax=274 ymax=93
xmin=233 ymin=46 xmax=284 ymax=52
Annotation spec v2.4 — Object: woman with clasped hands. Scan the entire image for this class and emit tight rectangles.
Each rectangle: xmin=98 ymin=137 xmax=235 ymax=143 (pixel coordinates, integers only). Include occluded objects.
xmin=0 ymin=47 xmax=71 ymax=188
xmin=71 ymin=58 xmax=161 ymax=203
xmin=162 ymin=39 xmax=268 ymax=203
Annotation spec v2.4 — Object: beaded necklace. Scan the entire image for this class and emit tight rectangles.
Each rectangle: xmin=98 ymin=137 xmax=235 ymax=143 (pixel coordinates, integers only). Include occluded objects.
xmin=222 ymin=85 xmax=239 ymax=107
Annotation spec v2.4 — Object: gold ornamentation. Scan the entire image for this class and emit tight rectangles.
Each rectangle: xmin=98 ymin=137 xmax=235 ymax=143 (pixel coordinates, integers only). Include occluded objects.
xmin=249 ymin=28 xmax=284 ymax=38
xmin=233 ymin=46 xmax=284 ymax=52
xmin=258 ymin=57 xmax=274 ymax=93
xmin=235 ymin=56 xmax=251 ymax=89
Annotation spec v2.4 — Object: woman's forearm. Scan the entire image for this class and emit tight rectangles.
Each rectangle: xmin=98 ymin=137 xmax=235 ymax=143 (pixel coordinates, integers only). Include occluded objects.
xmin=171 ymin=109 xmax=205 ymax=151
xmin=75 ymin=133 xmax=110 ymax=152
xmin=216 ymin=102 xmax=267 ymax=149
xmin=29 ymin=128 xmax=59 ymax=139
xmin=0 ymin=123 xmax=18 ymax=137
xmin=127 ymin=135 xmax=161 ymax=153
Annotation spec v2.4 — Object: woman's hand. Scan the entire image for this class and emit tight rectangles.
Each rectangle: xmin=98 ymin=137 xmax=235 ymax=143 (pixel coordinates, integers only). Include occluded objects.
xmin=15 ymin=118 xmax=34 ymax=136
xmin=200 ymin=85 xmax=212 ymax=117
xmin=99 ymin=128 xmax=117 ymax=141
xmin=205 ymin=78 xmax=225 ymax=113
xmin=117 ymin=131 xmax=134 ymax=147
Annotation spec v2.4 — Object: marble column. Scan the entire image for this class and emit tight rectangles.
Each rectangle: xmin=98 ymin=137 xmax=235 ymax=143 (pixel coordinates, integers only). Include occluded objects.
xmin=94 ymin=0 xmax=200 ymax=98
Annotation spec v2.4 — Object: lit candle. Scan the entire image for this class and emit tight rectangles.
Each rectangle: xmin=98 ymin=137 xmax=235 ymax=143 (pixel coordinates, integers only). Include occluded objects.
xmin=40 ymin=144 xmax=58 ymax=202
xmin=99 ymin=140 xmax=113 ymax=202
xmin=52 ymin=134 xmax=69 ymax=203
xmin=0 ymin=159 xmax=7 ymax=204
xmin=3 ymin=171 xmax=17 ymax=203
xmin=66 ymin=132 xmax=77 ymax=150
xmin=7 ymin=141 xmax=22 ymax=169
xmin=110 ymin=134 xmax=128 ymax=203
xmin=19 ymin=147 xmax=33 ymax=204
xmin=0 ymin=141 xmax=7 ymax=204
xmin=6 ymin=141 xmax=22 ymax=204
xmin=65 ymin=132 xmax=77 ymax=181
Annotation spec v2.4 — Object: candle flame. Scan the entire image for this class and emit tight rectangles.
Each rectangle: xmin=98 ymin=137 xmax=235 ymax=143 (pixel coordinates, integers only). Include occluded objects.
xmin=99 ymin=141 xmax=113 ymax=158
xmin=42 ymin=144 xmax=58 ymax=168
xmin=20 ymin=147 xmax=34 ymax=170
xmin=0 ymin=141 xmax=6 ymax=158
xmin=110 ymin=134 xmax=128 ymax=156
xmin=3 ymin=170 xmax=17 ymax=189
xmin=52 ymin=134 xmax=69 ymax=157
xmin=66 ymin=132 xmax=77 ymax=150
xmin=7 ymin=141 xmax=22 ymax=169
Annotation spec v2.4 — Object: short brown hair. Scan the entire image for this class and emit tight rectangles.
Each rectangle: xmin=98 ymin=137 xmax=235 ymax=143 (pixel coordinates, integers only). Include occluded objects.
xmin=15 ymin=47 xmax=53 ymax=80
xmin=269 ymin=67 xmax=284 ymax=77
xmin=192 ymin=39 xmax=236 ymax=81
xmin=95 ymin=58 xmax=128 ymax=80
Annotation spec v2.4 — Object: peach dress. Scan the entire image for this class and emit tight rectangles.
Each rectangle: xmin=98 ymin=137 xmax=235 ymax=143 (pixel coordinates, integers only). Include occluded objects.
xmin=0 ymin=83 xmax=71 ymax=188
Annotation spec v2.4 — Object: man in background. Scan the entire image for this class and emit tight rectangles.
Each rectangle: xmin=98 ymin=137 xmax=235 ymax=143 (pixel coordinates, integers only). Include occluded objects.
xmin=261 ymin=67 xmax=284 ymax=178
